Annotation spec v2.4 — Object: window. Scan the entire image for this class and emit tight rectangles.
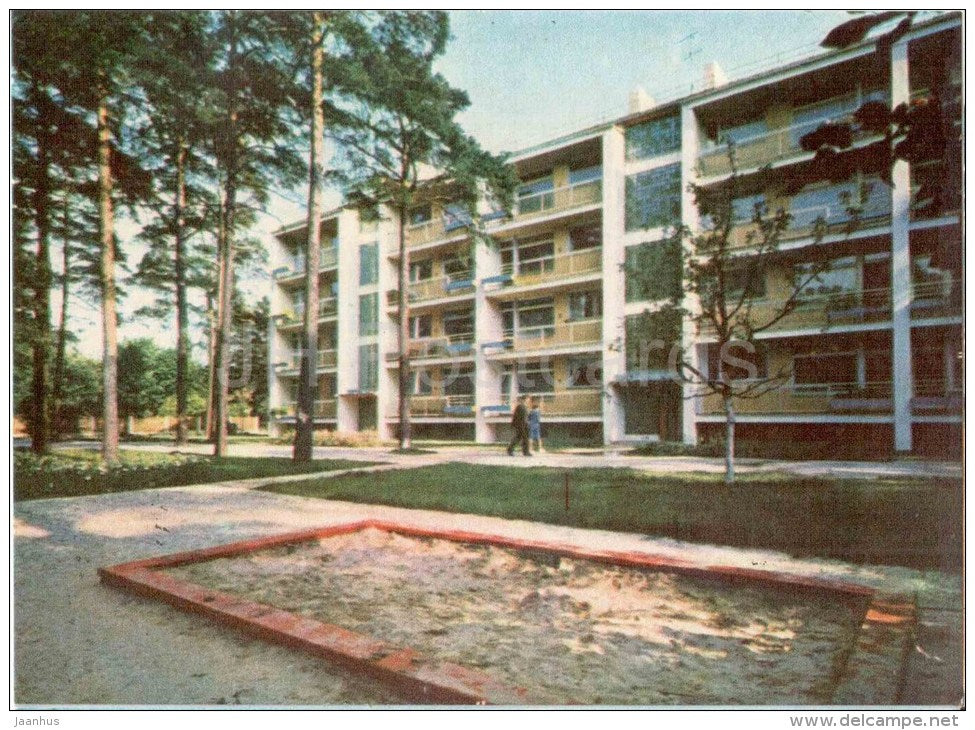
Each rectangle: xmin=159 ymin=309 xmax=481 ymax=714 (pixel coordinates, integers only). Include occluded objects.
xmin=625 ymin=115 xmax=680 ymax=160
xmin=408 ymin=204 xmax=432 ymax=226
xmin=359 ymin=243 xmax=378 ymax=286
xmin=410 ymin=259 xmax=433 ymax=282
xmin=443 ymin=253 xmax=472 ymax=281
xmin=567 ymin=357 xmax=603 ymax=388
xmin=410 ymin=369 xmax=434 ymax=396
xmin=517 ymin=176 xmax=554 ymax=214
xmin=911 ymin=254 xmax=953 ymax=297
xmin=625 ymin=164 xmax=681 ymax=231
xmin=625 ymin=310 xmax=681 ymax=372
xmin=625 ymin=239 xmax=682 ymax=303
xmin=708 ymin=118 xmax=768 ymax=148
xmin=517 ymin=238 xmax=555 ymax=275
xmin=443 ymin=202 xmax=471 ymax=231
xmin=358 ymin=344 xmax=378 ymax=392
xmin=794 ymin=257 xmax=857 ymax=298
xmin=568 ymin=165 xmax=601 ymax=185
xmin=707 ymin=343 xmax=768 ymax=381
xmin=724 ymin=266 xmax=767 ymax=300
xmin=790 ymin=179 xmax=890 ymax=229
xmin=569 ymin=225 xmax=601 ymax=251
xmin=444 ymin=365 xmax=475 ymax=396
xmin=443 ymin=309 xmax=474 ymax=339
xmin=515 ymin=298 xmax=555 ymax=338
xmin=409 ymin=314 xmax=432 ymax=339
xmin=358 ymin=293 xmax=378 ymax=336
xmin=513 ymin=361 xmax=555 ymax=394
xmin=568 ymin=290 xmax=602 ymax=321
xmin=793 ymin=352 xmax=857 ymax=387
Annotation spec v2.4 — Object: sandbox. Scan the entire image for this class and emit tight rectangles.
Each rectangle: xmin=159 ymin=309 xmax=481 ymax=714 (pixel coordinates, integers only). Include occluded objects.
xmin=98 ymin=520 xmax=915 ymax=705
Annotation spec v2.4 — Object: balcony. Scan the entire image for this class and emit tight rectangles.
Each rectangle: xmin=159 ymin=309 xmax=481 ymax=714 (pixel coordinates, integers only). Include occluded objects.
xmin=700 ymin=381 xmax=893 ymax=416
xmin=273 ymin=247 xmax=339 ymax=280
xmin=385 ymin=334 xmax=476 ymax=363
xmin=912 ymin=378 xmax=963 ymax=413
xmin=500 ymin=247 xmax=602 ymax=289
xmin=697 ymin=94 xmax=882 ymax=178
xmin=509 ymin=179 xmax=602 ymax=222
xmin=911 ymin=279 xmax=963 ymax=320
xmin=716 ymin=193 xmax=891 ymax=251
xmin=703 ymin=287 xmax=892 ymax=337
xmin=282 ymin=398 xmax=337 ymax=419
xmin=498 ymin=318 xmax=602 ymax=354
xmin=278 ymin=296 xmax=338 ymax=328
xmin=399 ymin=394 xmax=476 ymax=418
xmin=491 ymin=389 xmax=602 ymax=418
xmin=276 ymin=348 xmax=338 ymax=373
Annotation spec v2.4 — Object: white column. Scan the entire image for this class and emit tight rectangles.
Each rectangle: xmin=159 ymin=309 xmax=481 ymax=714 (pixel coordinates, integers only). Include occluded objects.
xmin=374 ymin=208 xmax=398 ymax=441
xmin=680 ymin=104 xmax=702 ymax=445
xmin=600 ymin=126 xmax=627 ymax=445
xmin=890 ymin=39 xmax=913 ymax=452
xmin=474 ymin=234 xmax=502 ymax=443
xmin=335 ymin=208 xmax=361 ymax=432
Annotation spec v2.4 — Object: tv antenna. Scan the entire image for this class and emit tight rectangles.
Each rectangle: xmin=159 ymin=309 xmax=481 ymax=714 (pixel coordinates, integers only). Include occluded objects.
xmin=679 ymin=31 xmax=701 ymax=63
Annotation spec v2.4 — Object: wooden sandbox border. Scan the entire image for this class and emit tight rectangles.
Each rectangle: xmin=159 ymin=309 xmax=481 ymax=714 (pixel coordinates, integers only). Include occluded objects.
xmin=98 ymin=519 xmax=911 ymax=706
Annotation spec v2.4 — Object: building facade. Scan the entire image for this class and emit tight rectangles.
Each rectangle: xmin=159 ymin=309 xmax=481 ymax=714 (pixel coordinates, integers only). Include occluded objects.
xmin=268 ymin=15 xmax=962 ymax=456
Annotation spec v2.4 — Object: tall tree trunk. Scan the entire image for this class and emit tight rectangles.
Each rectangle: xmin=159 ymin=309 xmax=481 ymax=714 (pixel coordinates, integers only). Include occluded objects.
xmin=173 ymin=141 xmax=189 ymax=446
xmin=397 ymin=204 xmax=411 ymax=450
xmin=29 ymin=112 xmax=51 ymax=455
xmin=294 ymin=13 xmax=326 ymax=463
xmin=213 ymin=12 xmax=239 ymax=458
xmin=97 ymin=91 xmax=119 ymax=465
xmin=49 ymin=190 xmax=71 ymax=440
xmin=723 ymin=393 xmax=735 ymax=485
xmin=204 ymin=291 xmax=217 ymax=440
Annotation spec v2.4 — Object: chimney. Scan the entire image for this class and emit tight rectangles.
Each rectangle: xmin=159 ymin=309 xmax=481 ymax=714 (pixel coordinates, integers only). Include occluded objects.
xmin=628 ymin=85 xmax=655 ymax=114
xmin=703 ymin=61 xmax=728 ymax=90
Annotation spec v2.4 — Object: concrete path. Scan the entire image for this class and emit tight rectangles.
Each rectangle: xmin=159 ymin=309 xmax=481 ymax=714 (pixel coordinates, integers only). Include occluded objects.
xmin=61 ymin=440 xmax=963 ymax=480
xmin=14 ymin=478 xmax=962 ymax=707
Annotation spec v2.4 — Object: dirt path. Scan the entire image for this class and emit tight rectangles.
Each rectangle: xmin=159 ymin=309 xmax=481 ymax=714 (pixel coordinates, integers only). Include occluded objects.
xmin=13 ymin=483 xmax=963 ymax=707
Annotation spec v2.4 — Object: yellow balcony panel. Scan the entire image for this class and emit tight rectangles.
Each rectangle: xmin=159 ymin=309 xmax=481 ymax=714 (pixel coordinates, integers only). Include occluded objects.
xmin=513 ymin=179 xmax=602 ymax=221
xmin=506 ymin=318 xmax=602 ymax=353
xmin=394 ymin=394 xmax=475 ymax=418
xmin=498 ymin=389 xmax=602 ymax=418
xmin=719 ymin=202 xmax=891 ymax=252
xmin=702 ymin=288 xmax=891 ymax=336
xmin=700 ymin=381 xmax=892 ymax=416
xmin=284 ymin=398 xmax=337 ymax=419
xmin=911 ymin=279 xmax=962 ymax=319
xmin=506 ymin=247 xmax=602 ymax=288
xmin=406 ymin=219 xmax=448 ymax=248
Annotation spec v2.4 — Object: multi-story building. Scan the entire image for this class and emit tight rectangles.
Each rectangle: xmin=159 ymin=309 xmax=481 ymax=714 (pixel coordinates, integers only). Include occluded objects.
xmin=268 ymin=14 xmax=962 ymax=457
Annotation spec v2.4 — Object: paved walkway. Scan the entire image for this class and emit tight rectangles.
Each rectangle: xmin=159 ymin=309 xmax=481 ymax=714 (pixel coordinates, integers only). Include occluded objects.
xmin=14 ymin=479 xmax=962 ymax=707
xmin=64 ymin=440 xmax=963 ymax=480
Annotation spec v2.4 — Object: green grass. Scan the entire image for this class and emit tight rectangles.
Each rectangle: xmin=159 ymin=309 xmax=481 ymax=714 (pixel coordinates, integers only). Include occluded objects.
xmin=14 ymin=449 xmax=374 ymax=501
xmin=261 ymin=463 xmax=962 ymax=571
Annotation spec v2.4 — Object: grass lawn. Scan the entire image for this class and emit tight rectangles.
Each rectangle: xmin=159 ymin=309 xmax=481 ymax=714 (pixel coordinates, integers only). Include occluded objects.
xmin=14 ymin=449 xmax=374 ymax=502
xmin=262 ymin=463 xmax=962 ymax=571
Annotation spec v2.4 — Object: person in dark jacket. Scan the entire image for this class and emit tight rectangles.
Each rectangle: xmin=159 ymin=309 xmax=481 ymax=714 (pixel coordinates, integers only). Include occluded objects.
xmin=507 ymin=394 xmax=532 ymax=456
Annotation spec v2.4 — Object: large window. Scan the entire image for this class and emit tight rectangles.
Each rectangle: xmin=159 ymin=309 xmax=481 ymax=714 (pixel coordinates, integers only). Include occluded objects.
xmin=409 ymin=259 xmax=433 ymax=282
xmin=503 ymin=298 xmax=555 ymax=339
xmin=443 ymin=252 xmax=472 ymax=280
xmin=793 ymin=256 xmax=858 ymax=298
xmin=358 ymin=344 xmax=378 ymax=392
xmin=443 ymin=309 xmax=474 ymax=339
xmin=569 ymin=225 xmax=601 ymax=251
xmin=568 ymin=165 xmax=602 ymax=185
xmin=444 ymin=365 xmax=475 ymax=396
xmin=504 ymin=361 xmax=555 ymax=395
xmin=567 ymin=356 xmax=603 ymax=389
xmin=706 ymin=342 xmax=768 ymax=381
xmin=409 ymin=314 xmax=432 ymax=339
xmin=625 ymin=309 xmax=681 ymax=372
xmin=625 ymin=115 xmax=680 ymax=160
xmin=501 ymin=236 xmax=555 ymax=276
xmin=358 ymin=293 xmax=378 ymax=336
xmin=516 ymin=176 xmax=554 ymax=214
xmin=408 ymin=204 xmax=432 ymax=226
xmin=624 ymin=239 xmax=682 ymax=303
xmin=359 ymin=243 xmax=378 ymax=286
xmin=625 ymin=164 xmax=681 ymax=231
xmin=793 ymin=352 xmax=857 ymax=387
xmin=409 ymin=369 xmax=434 ymax=396
xmin=790 ymin=179 xmax=890 ymax=229
xmin=568 ymin=290 xmax=602 ymax=321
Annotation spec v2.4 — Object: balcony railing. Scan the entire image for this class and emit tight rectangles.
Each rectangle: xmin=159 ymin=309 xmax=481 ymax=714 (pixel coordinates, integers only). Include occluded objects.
xmin=278 ymin=348 xmax=338 ymax=372
xmin=912 ymin=377 xmax=963 ymax=413
xmin=385 ymin=333 xmax=476 ymax=362
xmin=501 ymin=247 xmax=602 ymax=287
xmin=512 ymin=179 xmax=602 ymax=220
xmin=911 ymin=279 xmax=962 ymax=319
xmin=284 ymin=296 xmax=337 ymax=325
xmin=274 ymin=247 xmax=339 ymax=278
xmin=495 ymin=388 xmax=602 ymax=417
xmin=703 ymin=287 xmax=892 ymax=335
xmin=698 ymin=94 xmax=882 ymax=177
xmin=398 ymin=394 xmax=475 ymax=418
xmin=283 ymin=398 xmax=337 ymax=418
xmin=700 ymin=381 xmax=893 ymax=416
xmin=714 ymin=194 xmax=892 ymax=250
xmin=502 ymin=318 xmax=602 ymax=353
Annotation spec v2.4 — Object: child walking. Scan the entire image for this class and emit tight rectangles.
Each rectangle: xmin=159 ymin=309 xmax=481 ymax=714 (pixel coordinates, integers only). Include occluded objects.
xmin=528 ymin=396 xmax=543 ymax=453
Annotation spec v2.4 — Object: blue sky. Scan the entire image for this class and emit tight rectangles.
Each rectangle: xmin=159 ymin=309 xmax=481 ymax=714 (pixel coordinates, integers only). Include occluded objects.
xmin=77 ymin=10 xmax=858 ymax=359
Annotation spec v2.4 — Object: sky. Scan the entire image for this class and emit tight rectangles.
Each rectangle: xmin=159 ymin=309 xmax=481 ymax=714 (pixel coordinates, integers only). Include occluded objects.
xmin=64 ymin=9 xmax=857 ymax=361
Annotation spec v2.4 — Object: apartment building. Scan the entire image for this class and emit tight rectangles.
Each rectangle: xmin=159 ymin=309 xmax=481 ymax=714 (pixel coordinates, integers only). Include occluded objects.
xmin=268 ymin=14 xmax=962 ymax=457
